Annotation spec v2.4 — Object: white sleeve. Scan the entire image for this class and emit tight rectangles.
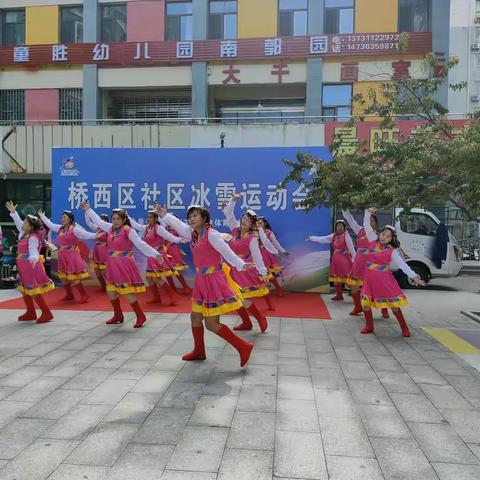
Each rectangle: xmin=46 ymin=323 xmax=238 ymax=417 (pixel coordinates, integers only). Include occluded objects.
xmin=223 ymin=198 xmax=240 ymax=231
xmin=249 ymin=237 xmax=268 ymax=276
xmin=308 ymin=234 xmax=334 ymax=244
xmin=128 ymin=228 xmax=160 ymax=258
xmin=364 ymin=211 xmax=378 ymax=242
xmin=28 ymin=236 xmax=40 ymax=263
xmin=39 ymin=214 xmax=61 ymax=233
xmin=73 ymin=225 xmax=97 ymax=240
xmin=130 ymin=217 xmax=147 ymax=235
xmin=85 ymin=215 xmax=97 ymax=232
xmin=345 ymin=233 xmax=356 ymax=260
xmin=208 ymin=229 xmax=245 ymax=270
xmin=342 ymin=210 xmax=362 ymax=235
xmin=391 ymin=250 xmax=418 ymax=279
xmin=258 ymin=228 xmax=278 ymax=255
xmin=10 ymin=211 xmax=24 ymax=234
xmin=86 ymin=208 xmax=112 ymax=233
xmin=156 ymin=225 xmax=182 ymax=243
xmin=162 ymin=213 xmax=192 ymax=240
xmin=269 ymin=231 xmax=286 ymax=254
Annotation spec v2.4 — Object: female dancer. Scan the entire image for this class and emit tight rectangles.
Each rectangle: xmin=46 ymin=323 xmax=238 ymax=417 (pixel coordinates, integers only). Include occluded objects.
xmin=6 ymin=201 xmax=55 ymax=323
xmin=361 ymin=208 xmax=425 ymax=336
xmin=85 ymin=212 xmax=109 ymax=291
xmin=258 ymin=216 xmax=288 ymax=297
xmin=343 ymin=209 xmax=389 ymax=319
xmin=129 ymin=212 xmax=184 ymax=306
xmin=306 ymin=220 xmax=355 ymax=300
xmin=156 ymin=204 xmax=253 ymax=367
xmin=223 ymin=195 xmax=270 ymax=332
xmin=39 ymin=210 xmax=96 ymax=303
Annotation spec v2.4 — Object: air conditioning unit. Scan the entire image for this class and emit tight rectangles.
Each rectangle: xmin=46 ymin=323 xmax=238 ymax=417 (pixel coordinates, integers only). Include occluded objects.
xmin=472 ymin=43 xmax=480 ymax=51
xmin=471 ymin=94 xmax=480 ymax=102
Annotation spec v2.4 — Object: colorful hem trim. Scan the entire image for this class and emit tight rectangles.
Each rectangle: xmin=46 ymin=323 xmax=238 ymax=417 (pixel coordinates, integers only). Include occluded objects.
xmin=191 ymin=296 xmax=243 ymax=317
xmin=346 ymin=276 xmax=363 ymax=287
xmin=268 ymin=265 xmax=283 ymax=274
xmin=240 ymin=285 xmax=270 ymax=299
xmin=172 ymin=264 xmax=189 ymax=271
xmin=146 ymin=269 xmax=179 ymax=278
xmin=329 ymin=275 xmax=349 ymax=284
xmin=106 ymin=283 xmax=146 ymax=295
xmin=18 ymin=281 xmax=55 ymax=296
xmin=94 ymin=262 xmax=107 ymax=270
xmin=57 ymin=271 xmax=90 ymax=281
xmin=361 ymin=295 xmax=408 ymax=309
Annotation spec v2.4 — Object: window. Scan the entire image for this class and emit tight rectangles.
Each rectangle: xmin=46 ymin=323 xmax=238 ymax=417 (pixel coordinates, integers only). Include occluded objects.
xmin=0 ymin=90 xmax=25 ymax=123
xmin=166 ymin=2 xmax=193 ymax=40
xmin=60 ymin=89 xmax=83 ymax=124
xmin=399 ymin=212 xmax=438 ymax=237
xmin=209 ymin=1 xmax=237 ymax=39
xmin=60 ymin=6 xmax=83 ymax=44
xmin=398 ymin=0 xmax=430 ymax=32
xmin=324 ymin=0 xmax=354 ymax=35
xmin=322 ymin=84 xmax=352 ymax=121
xmin=101 ymin=4 xmax=127 ymax=42
xmin=279 ymin=0 xmax=307 ymax=37
xmin=2 ymin=10 xmax=25 ymax=46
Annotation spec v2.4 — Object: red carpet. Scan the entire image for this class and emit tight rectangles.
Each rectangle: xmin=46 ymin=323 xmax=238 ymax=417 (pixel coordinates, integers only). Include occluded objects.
xmin=0 ymin=287 xmax=330 ymax=320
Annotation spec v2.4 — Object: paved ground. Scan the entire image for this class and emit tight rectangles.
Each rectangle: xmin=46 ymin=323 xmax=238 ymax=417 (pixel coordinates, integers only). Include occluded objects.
xmin=0 ymin=278 xmax=479 ymax=480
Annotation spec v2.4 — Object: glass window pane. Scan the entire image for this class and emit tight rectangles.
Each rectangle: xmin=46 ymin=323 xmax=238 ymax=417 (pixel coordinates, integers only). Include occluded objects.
xmin=101 ymin=5 xmax=127 ymax=42
xmin=324 ymin=8 xmax=338 ymax=34
xmin=181 ymin=15 xmax=193 ymax=40
xmin=322 ymin=85 xmax=352 ymax=107
xmin=210 ymin=1 xmax=237 ymax=14
xmin=209 ymin=14 xmax=223 ymax=39
xmin=279 ymin=11 xmax=293 ymax=36
xmin=325 ymin=0 xmax=353 ymax=7
xmin=293 ymin=10 xmax=307 ymax=36
xmin=61 ymin=7 xmax=83 ymax=43
xmin=3 ymin=10 xmax=25 ymax=46
xmin=167 ymin=2 xmax=192 ymax=15
xmin=223 ymin=14 xmax=237 ymax=39
xmin=336 ymin=106 xmax=352 ymax=121
xmin=280 ymin=0 xmax=308 ymax=10
xmin=166 ymin=16 xmax=180 ymax=40
xmin=339 ymin=8 xmax=354 ymax=34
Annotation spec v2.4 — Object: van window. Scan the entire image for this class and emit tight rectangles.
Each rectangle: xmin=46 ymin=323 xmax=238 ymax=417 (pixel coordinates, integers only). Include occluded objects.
xmin=399 ymin=212 xmax=438 ymax=237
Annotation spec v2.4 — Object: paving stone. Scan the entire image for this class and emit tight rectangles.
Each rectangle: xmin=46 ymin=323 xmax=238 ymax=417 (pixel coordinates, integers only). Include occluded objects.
xmin=334 ymin=346 xmax=366 ymax=362
xmin=444 ymin=375 xmax=480 ymax=408
xmin=432 ymin=463 xmax=480 ymax=480
xmin=227 ymin=411 xmax=275 ymax=450
xmin=82 ymin=378 xmax=137 ymax=405
xmin=202 ymin=371 xmax=244 ymax=396
xmin=278 ymin=375 xmax=314 ymax=400
xmin=276 ymin=398 xmax=319 ymax=433
xmin=236 ymin=384 xmax=276 ymax=413
xmin=166 ymin=426 xmax=228 ymax=472
xmin=0 ymin=387 xmax=18 ymax=401
xmin=61 ymin=368 xmax=115 ymax=390
xmin=278 ymin=358 xmax=310 ymax=377
xmin=44 ymin=404 xmax=112 ymax=440
xmin=308 ymin=352 xmax=340 ymax=369
xmin=391 ymin=393 xmax=445 ymax=423
xmin=59 ymin=336 xmax=99 ymax=351
xmin=371 ymin=437 xmax=438 ymax=480
xmin=326 ymin=455 xmax=384 ymax=480
xmin=7 ymin=376 xmax=69 ymax=402
xmin=278 ymin=343 xmax=307 ymax=359
xmin=0 ymin=439 xmax=78 ymax=480
xmin=31 ymin=349 xmax=77 ymax=367
xmin=0 ymin=366 xmax=50 ymax=387
xmin=468 ymin=442 xmax=480 ymax=461
xmin=22 ymin=389 xmax=88 ymax=419
xmin=340 ymin=361 xmax=376 ymax=380
xmin=218 ymin=448 xmax=273 ymax=480
xmin=273 ymin=430 xmax=327 ymax=479
xmin=43 ymin=357 xmax=95 ymax=378
xmin=90 ymin=351 xmax=135 ymax=369
xmin=157 ymin=382 xmax=205 ymax=409
xmin=366 ymin=355 xmax=402 ymax=372
xmin=0 ymin=400 xmax=35 ymax=429
xmin=310 ymin=368 xmax=347 ymax=390
xmin=188 ymin=394 xmax=237 ymax=427
xmin=409 ymin=422 xmax=479 ymax=464
xmin=47 ymin=464 xmax=110 ymax=480
xmin=429 ymin=358 xmax=470 ymax=376
xmin=132 ymin=370 xmax=177 ymax=393
xmin=319 ymin=415 xmax=374 ymax=457
xmin=103 ymin=392 xmax=161 ymax=423
xmin=133 ymin=408 xmax=191 ymax=445
xmin=161 ymin=471 xmax=216 ymax=480
xmin=438 ymin=409 xmax=480 ymax=443
xmin=151 ymin=354 xmax=187 ymax=372
xmin=0 ymin=417 xmax=54 ymax=460
xmin=314 ymin=389 xmax=359 ymax=419
xmin=66 ymin=422 xmax=139 ymax=466
xmin=402 ymin=363 xmax=448 ymax=385
xmin=377 ymin=371 xmax=422 ymax=394
xmin=107 ymin=444 xmax=175 ymax=480
xmin=419 ymin=383 xmax=473 ymax=409
xmin=358 ymin=404 xmax=412 ymax=439
xmin=0 ymin=356 xmax=40 ymax=375
xmin=348 ymin=379 xmax=393 ymax=406
xmin=112 ymin=337 xmax=150 ymax=353
xmin=243 ymin=365 xmax=278 ymax=386
xmin=18 ymin=343 xmax=62 ymax=357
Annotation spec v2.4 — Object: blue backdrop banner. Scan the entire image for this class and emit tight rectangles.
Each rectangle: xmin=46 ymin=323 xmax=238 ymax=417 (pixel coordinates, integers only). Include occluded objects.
xmin=52 ymin=147 xmax=332 ymax=291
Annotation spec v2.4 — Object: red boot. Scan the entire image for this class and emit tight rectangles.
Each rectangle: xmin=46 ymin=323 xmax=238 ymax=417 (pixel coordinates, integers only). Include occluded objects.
xmin=234 ymin=307 xmax=253 ymax=331
xmin=349 ymin=292 xmax=363 ymax=316
xmin=264 ymin=294 xmax=275 ymax=311
xmin=247 ymin=304 xmax=268 ymax=333
xmin=271 ymin=277 xmax=284 ymax=297
xmin=59 ymin=284 xmax=74 ymax=301
xmin=178 ymin=275 xmax=192 ymax=295
xmin=393 ymin=309 xmax=410 ymax=337
xmin=167 ymin=277 xmax=178 ymax=292
xmin=97 ymin=274 xmax=107 ymax=292
xmin=331 ymin=283 xmax=344 ymax=301
xmin=182 ymin=326 xmax=207 ymax=361
xmin=131 ymin=301 xmax=147 ymax=328
xmin=146 ymin=285 xmax=162 ymax=304
xmin=75 ymin=283 xmax=88 ymax=303
xmin=18 ymin=295 xmax=37 ymax=321
xmin=381 ymin=308 xmax=390 ymax=319
xmin=106 ymin=298 xmax=124 ymax=325
xmin=361 ymin=309 xmax=374 ymax=334
xmin=161 ymin=283 xmax=179 ymax=306
xmin=217 ymin=324 xmax=254 ymax=367
xmin=34 ymin=295 xmax=53 ymax=324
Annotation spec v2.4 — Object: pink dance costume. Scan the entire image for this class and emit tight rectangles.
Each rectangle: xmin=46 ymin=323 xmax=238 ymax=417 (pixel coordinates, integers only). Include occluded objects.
xmin=162 ymin=213 xmax=253 ymax=366
xmin=258 ymin=228 xmax=285 ymax=275
xmin=86 ymin=216 xmax=108 ymax=271
xmin=165 ymin=227 xmax=189 ymax=271
xmin=10 ymin=211 xmax=54 ymax=323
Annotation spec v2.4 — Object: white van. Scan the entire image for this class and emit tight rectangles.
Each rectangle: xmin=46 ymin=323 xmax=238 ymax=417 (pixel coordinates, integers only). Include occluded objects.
xmin=394 ymin=208 xmax=463 ymax=287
